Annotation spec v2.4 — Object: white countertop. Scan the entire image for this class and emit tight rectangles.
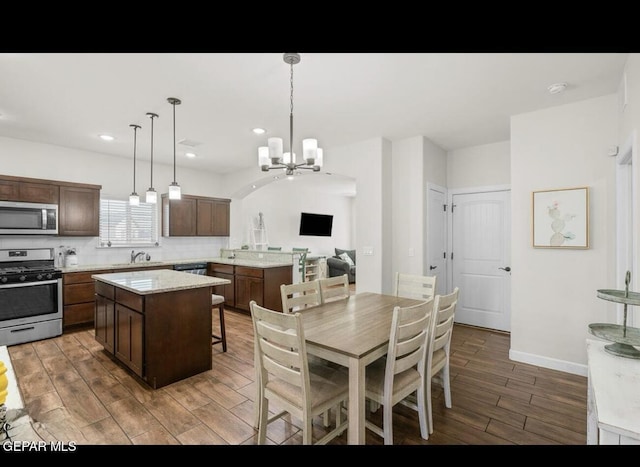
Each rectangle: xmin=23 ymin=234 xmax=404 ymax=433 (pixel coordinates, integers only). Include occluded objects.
xmin=92 ymin=269 xmax=230 ymax=295
xmin=62 ymin=257 xmax=293 ymax=273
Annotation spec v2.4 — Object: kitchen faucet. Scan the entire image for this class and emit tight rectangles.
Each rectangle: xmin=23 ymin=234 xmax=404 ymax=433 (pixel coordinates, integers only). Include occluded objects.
xmin=131 ymin=250 xmax=146 ymax=263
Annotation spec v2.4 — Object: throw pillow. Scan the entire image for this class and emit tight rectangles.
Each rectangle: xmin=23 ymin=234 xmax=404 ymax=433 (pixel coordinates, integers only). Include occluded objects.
xmin=335 ymin=248 xmax=356 ymax=264
xmin=339 ymin=252 xmax=355 ymax=267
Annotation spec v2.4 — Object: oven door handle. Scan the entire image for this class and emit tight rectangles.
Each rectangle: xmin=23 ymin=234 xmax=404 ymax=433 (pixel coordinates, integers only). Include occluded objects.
xmin=0 ymin=279 xmax=60 ymax=289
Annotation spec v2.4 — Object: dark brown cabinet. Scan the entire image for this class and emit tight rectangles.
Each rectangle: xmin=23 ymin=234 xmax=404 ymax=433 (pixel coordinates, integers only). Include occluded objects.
xmin=162 ymin=194 xmax=230 ymax=237
xmin=63 ymin=269 xmax=110 ymax=330
xmin=0 ymin=179 xmax=59 ymax=203
xmin=208 ymin=262 xmax=291 ymax=313
xmin=114 ymin=301 xmax=144 ymax=377
xmin=208 ymin=263 xmax=235 ymax=305
xmin=0 ymin=174 xmax=101 ymax=236
xmin=94 ymin=281 xmax=115 ymax=354
xmin=59 ymin=185 xmax=100 ymax=236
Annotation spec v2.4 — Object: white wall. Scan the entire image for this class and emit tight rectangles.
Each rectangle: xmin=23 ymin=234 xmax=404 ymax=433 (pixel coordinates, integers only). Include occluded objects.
xmin=391 ymin=135 xmax=447 ymax=285
xmin=392 ymin=137 xmax=425 ymax=278
xmin=0 ymin=136 xmax=229 ymax=266
xmin=240 ymin=180 xmax=354 ymax=257
xmin=447 ymin=140 xmax=510 ymax=189
xmin=510 ymin=94 xmax=618 ymax=374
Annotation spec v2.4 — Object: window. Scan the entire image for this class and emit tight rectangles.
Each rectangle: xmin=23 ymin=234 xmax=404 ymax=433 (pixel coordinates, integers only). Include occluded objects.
xmin=99 ymin=199 xmax=159 ymax=247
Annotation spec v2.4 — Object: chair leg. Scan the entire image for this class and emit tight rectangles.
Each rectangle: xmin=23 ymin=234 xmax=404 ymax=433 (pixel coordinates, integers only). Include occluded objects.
xmin=426 ymin=373 xmax=434 ymax=435
xmin=416 ymin=383 xmax=429 ymax=440
xmin=212 ymin=303 xmax=227 ymax=352
xmin=382 ymin=401 xmax=394 ymax=445
xmin=443 ymin=365 xmax=452 ymax=408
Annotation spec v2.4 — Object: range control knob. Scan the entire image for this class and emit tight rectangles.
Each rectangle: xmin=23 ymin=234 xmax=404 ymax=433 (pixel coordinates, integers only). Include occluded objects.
xmin=0 ymin=277 xmax=7 ymax=283
xmin=46 ymin=273 xmax=53 ymax=280
xmin=19 ymin=275 xmax=26 ymax=282
xmin=37 ymin=274 xmax=44 ymax=280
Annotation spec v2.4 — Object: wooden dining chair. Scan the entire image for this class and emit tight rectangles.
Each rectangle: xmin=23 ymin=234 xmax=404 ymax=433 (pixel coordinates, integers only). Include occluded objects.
xmin=426 ymin=287 xmax=459 ymax=435
xmin=280 ymin=280 xmax=322 ymax=314
xmin=319 ymin=274 xmax=350 ymax=303
xmin=364 ymin=298 xmax=435 ymax=444
xmin=394 ymin=272 xmax=437 ymax=301
xmin=250 ymin=301 xmax=349 ymax=445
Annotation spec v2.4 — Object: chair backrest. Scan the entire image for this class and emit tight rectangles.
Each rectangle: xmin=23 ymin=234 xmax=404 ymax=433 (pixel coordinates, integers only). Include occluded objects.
xmin=267 ymin=246 xmax=282 ymax=251
xmin=428 ymin=287 xmax=459 ymax=374
xmin=394 ymin=272 xmax=437 ymax=301
xmin=385 ymin=299 xmax=434 ymax=392
xmin=281 ymin=280 xmax=322 ymax=314
xmin=319 ymin=274 xmax=350 ymax=303
xmin=250 ymin=301 xmax=311 ymax=409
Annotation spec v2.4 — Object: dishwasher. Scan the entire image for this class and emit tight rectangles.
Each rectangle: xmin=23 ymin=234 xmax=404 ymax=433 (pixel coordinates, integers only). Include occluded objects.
xmin=173 ymin=262 xmax=208 ymax=275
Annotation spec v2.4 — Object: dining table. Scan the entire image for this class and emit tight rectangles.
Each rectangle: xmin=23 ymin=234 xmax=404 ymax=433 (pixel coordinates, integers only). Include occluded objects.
xmin=299 ymin=291 xmax=426 ymax=445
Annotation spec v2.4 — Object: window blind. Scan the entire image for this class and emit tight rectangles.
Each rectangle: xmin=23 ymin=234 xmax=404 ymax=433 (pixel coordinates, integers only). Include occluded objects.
xmin=99 ymin=199 xmax=158 ymax=247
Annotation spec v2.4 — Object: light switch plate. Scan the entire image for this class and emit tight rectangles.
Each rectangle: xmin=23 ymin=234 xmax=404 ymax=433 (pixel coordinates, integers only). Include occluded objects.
xmin=363 ymin=246 xmax=374 ymax=256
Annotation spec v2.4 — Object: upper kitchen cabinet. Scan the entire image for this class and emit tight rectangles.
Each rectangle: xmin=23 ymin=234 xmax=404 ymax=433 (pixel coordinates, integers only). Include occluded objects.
xmin=162 ymin=194 xmax=230 ymax=237
xmin=0 ymin=174 xmax=101 ymax=236
xmin=0 ymin=175 xmax=59 ymax=204
xmin=59 ymin=184 xmax=101 ymax=236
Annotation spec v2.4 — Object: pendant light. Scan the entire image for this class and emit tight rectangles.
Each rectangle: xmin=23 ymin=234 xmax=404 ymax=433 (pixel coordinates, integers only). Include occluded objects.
xmin=167 ymin=97 xmax=181 ymax=200
xmin=145 ymin=112 xmax=159 ymax=203
xmin=129 ymin=124 xmax=141 ymax=206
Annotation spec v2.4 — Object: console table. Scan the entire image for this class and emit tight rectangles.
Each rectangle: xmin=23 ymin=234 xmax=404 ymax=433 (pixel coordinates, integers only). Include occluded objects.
xmin=587 ymin=338 xmax=640 ymax=444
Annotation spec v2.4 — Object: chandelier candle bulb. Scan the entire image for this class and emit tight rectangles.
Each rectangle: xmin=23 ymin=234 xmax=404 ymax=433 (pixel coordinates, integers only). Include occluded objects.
xmin=303 ymin=138 xmax=317 ymax=164
xmin=258 ymin=146 xmax=270 ymax=168
xmin=268 ymin=137 xmax=283 ymax=163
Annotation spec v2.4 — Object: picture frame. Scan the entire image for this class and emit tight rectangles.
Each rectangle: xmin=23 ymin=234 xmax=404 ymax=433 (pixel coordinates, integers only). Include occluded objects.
xmin=532 ymin=186 xmax=589 ymax=249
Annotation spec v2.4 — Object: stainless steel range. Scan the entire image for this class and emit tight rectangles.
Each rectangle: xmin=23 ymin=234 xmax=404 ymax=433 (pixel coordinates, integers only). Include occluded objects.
xmin=0 ymin=248 xmax=62 ymax=346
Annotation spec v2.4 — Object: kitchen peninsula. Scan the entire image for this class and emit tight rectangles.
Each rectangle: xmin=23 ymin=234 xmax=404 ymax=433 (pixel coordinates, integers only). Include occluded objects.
xmin=92 ymin=269 xmax=230 ymax=389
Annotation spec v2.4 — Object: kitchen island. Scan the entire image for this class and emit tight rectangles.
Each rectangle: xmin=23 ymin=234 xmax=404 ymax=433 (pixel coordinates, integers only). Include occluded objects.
xmin=92 ymin=269 xmax=230 ymax=389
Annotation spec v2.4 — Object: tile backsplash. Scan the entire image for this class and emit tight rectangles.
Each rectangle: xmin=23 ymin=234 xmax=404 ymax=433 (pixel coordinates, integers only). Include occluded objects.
xmin=0 ymin=235 xmax=229 ymax=267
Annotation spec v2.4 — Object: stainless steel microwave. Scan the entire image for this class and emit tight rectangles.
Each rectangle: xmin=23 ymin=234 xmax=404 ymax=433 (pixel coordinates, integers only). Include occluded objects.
xmin=0 ymin=201 xmax=58 ymax=235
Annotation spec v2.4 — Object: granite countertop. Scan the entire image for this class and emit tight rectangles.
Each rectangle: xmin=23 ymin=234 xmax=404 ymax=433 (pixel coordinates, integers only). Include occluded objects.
xmin=92 ymin=269 xmax=231 ymax=295
xmin=61 ymin=257 xmax=293 ymax=273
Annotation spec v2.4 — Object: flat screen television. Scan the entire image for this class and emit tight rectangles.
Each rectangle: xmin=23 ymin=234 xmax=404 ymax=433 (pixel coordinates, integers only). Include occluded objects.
xmin=299 ymin=212 xmax=333 ymax=237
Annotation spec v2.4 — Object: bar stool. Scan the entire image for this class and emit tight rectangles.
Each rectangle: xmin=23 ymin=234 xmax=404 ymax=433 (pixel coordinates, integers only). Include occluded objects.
xmin=211 ymin=294 xmax=227 ymax=352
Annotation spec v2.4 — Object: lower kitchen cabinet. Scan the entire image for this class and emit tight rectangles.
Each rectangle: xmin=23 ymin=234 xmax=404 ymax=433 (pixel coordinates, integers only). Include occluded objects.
xmin=63 ymin=269 xmax=110 ymax=330
xmin=208 ymin=262 xmax=292 ymax=313
xmin=114 ymin=302 xmax=144 ymax=377
xmin=208 ymin=263 xmax=234 ymax=305
xmin=94 ymin=281 xmax=115 ymax=354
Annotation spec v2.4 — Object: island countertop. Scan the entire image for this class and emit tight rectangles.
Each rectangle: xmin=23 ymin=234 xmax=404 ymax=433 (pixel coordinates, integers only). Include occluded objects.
xmin=92 ymin=269 xmax=230 ymax=295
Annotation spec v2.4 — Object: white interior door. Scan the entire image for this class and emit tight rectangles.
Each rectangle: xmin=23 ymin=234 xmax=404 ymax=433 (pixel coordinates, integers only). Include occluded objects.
xmin=427 ymin=184 xmax=447 ymax=295
xmin=451 ymin=189 xmax=511 ymax=331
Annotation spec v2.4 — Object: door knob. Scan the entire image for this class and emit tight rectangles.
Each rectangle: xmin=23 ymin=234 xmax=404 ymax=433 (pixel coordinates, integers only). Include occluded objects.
xmin=499 ymin=267 xmax=511 ymax=272
xmin=429 ymin=265 xmax=437 ymax=270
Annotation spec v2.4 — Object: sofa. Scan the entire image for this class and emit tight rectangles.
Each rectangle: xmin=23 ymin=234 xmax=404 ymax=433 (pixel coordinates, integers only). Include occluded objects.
xmin=327 ymin=248 xmax=356 ymax=283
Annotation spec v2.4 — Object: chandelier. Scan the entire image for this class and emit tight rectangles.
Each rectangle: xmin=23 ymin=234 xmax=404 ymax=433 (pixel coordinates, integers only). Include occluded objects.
xmin=258 ymin=53 xmax=323 ymax=176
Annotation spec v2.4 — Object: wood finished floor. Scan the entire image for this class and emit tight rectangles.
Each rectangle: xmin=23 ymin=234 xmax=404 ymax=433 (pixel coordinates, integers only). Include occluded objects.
xmin=6 ymin=308 xmax=588 ymax=446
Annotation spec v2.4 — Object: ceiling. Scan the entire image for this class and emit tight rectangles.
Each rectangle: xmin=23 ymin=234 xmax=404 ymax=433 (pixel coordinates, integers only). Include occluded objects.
xmin=0 ymin=53 xmax=628 ymax=190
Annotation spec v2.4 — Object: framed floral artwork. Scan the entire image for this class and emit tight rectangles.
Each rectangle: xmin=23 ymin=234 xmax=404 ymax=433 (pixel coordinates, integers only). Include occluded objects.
xmin=532 ymin=187 xmax=589 ymax=249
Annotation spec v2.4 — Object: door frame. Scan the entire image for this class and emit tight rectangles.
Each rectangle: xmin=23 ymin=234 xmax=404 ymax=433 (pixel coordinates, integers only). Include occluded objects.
xmin=616 ymin=131 xmax=638 ymax=326
xmin=447 ymin=184 xmax=511 ymax=305
xmin=426 ymin=182 xmax=448 ymax=293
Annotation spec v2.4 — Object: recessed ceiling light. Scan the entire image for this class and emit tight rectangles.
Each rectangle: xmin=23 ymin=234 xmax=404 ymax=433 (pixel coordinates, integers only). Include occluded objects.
xmin=185 ymin=152 xmax=197 ymax=158
xmin=252 ymin=128 xmax=266 ymax=135
xmin=251 ymin=184 xmax=257 ymax=189
xmin=547 ymin=82 xmax=567 ymax=95
xmin=99 ymin=134 xmax=115 ymax=141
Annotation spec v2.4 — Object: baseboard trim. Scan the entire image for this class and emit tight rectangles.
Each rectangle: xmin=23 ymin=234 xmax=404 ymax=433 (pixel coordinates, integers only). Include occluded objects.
xmin=509 ymin=349 xmax=588 ymax=377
